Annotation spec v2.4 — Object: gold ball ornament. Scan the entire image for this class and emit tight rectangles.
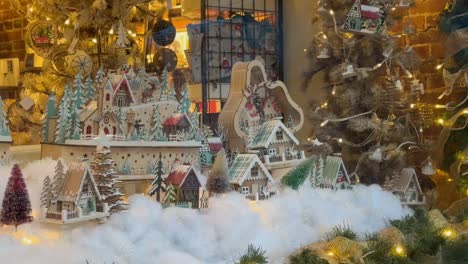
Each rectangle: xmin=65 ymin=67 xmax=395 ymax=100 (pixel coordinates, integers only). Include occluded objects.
xmin=65 ymin=50 xmax=93 ymax=76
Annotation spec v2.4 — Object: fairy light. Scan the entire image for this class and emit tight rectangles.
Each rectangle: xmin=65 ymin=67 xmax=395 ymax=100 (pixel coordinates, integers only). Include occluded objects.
xmin=393 ymin=244 xmax=405 ymax=256
xmin=329 ymin=9 xmax=334 ymax=15
xmin=29 ymin=7 xmax=33 ymax=12
xmin=127 ymin=30 xmax=133 ymax=34
xmin=338 ymin=138 xmax=343 ymax=143
xmin=46 ymin=17 xmax=51 ymax=21
xmin=327 ymin=251 xmax=335 ymax=257
xmin=64 ymin=19 xmax=70 ymax=25
xmin=447 ymin=178 xmax=453 ymax=182
xmin=322 ymin=34 xmax=328 ymax=40
xmin=132 ymin=33 xmax=137 ymax=37
xmin=437 ymin=118 xmax=445 ymax=125
xmin=304 ymin=48 xmax=307 ymax=52
xmin=320 ymin=120 xmax=329 ymax=127
xmin=436 ymin=63 xmax=444 ymax=70
xmin=109 ymin=28 xmax=114 ymax=34
xmin=442 ymin=228 xmax=455 ymax=239
xmin=92 ymin=38 xmax=98 ymax=44
xmin=21 ymin=237 xmax=33 ymax=245
xmin=410 ymin=104 xmax=415 ymax=108
xmin=332 ymin=90 xmax=336 ymax=95
xmin=435 ymin=104 xmax=447 ymax=109
xmin=391 ymin=7 xmax=396 ymax=11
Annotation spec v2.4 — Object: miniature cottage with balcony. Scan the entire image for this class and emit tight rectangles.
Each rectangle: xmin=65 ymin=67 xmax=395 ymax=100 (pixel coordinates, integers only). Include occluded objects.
xmin=164 ymin=164 xmax=203 ymax=208
xmin=44 ymin=164 xmax=109 ymax=224
xmin=228 ymin=154 xmax=275 ymax=200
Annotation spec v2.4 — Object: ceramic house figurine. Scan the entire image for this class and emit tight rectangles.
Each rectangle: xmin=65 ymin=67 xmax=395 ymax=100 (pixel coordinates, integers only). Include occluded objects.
xmin=342 ymin=64 xmax=357 ymax=78
xmin=43 ymin=163 xmax=109 ymax=224
xmin=343 ymin=0 xmax=386 ymax=35
xmin=383 ymin=168 xmax=426 ymax=206
xmin=312 ymin=156 xmax=352 ymax=190
xmin=317 ymin=45 xmax=330 ymax=59
xmin=228 ymin=154 xmax=275 ymax=200
xmin=410 ymin=79 xmax=425 ymax=94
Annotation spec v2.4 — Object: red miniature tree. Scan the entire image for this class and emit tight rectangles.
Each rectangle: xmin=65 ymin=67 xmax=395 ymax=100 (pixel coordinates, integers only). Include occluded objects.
xmin=1 ymin=164 xmax=33 ymax=231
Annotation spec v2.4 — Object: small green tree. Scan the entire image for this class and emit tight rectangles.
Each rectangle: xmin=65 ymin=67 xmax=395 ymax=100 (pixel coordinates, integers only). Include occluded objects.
xmin=159 ymin=67 xmax=169 ymax=101
xmin=163 ymin=183 xmax=176 ymax=204
xmin=150 ymin=106 xmax=164 ymax=141
xmin=148 ymin=153 xmax=166 ymax=202
xmin=236 ymin=245 xmax=268 ymax=264
xmin=74 ymin=73 xmax=84 ymax=109
xmin=178 ymin=83 xmax=191 ymax=114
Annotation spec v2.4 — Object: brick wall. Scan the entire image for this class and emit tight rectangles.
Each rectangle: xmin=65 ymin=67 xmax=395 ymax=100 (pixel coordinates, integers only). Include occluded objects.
xmin=391 ymin=0 xmax=447 ymax=91
xmin=0 ymin=1 xmax=27 ymax=60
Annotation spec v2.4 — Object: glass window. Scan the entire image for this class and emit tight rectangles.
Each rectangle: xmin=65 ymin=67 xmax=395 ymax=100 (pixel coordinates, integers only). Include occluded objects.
xmin=241 ymin=186 xmax=249 ymax=195
xmin=276 ymin=130 xmax=283 ymax=140
xmin=105 ymin=93 xmax=111 ymax=101
xmin=251 ymin=166 xmax=258 ymax=177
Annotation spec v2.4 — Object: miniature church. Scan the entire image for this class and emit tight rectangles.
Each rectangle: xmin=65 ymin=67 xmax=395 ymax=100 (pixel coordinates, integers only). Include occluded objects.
xmin=383 ymin=168 xmax=426 ymax=206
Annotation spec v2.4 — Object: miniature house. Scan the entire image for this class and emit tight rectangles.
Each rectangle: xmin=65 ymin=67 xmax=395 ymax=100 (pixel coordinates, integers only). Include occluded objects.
xmin=384 ymin=168 xmax=426 ymax=206
xmin=229 ymin=154 xmax=274 ymax=200
xmin=343 ymin=0 xmax=385 ymax=35
xmin=320 ymin=156 xmax=352 ymax=189
xmin=248 ymin=118 xmax=305 ymax=166
xmin=163 ymin=113 xmax=192 ymax=138
xmin=164 ymin=165 xmax=203 ymax=208
xmin=45 ymin=164 xmax=109 ymax=224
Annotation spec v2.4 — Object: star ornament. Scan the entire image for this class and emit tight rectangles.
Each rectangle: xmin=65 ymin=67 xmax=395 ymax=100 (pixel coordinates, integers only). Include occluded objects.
xmin=93 ymin=132 xmax=113 ymax=149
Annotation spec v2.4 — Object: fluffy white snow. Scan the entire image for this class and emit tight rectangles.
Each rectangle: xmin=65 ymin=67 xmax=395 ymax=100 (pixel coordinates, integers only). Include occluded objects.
xmin=0 ymin=160 xmax=410 ymax=264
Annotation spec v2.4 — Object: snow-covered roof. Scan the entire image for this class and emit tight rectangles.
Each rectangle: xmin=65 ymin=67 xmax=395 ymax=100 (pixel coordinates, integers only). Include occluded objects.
xmin=207 ymin=137 xmax=223 ymax=153
xmin=57 ymin=163 xmax=101 ymax=204
xmin=163 ymin=113 xmax=192 ymax=127
xmin=321 ymin=156 xmax=350 ymax=186
xmin=249 ymin=119 xmax=299 ymax=149
xmin=228 ymin=154 xmax=273 ymax=185
xmin=360 ymin=4 xmax=380 ymax=19
xmin=165 ymin=165 xmax=202 ymax=187
xmin=393 ymin=168 xmax=423 ymax=194
xmin=80 ymin=101 xmax=98 ymax=122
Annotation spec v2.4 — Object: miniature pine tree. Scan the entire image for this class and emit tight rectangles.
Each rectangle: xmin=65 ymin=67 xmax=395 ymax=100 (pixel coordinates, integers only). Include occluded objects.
xmin=95 ymin=67 xmax=105 ymax=83
xmin=55 ymin=86 xmax=71 ymax=143
xmin=74 ymin=73 xmax=84 ymax=109
xmin=84 ymin=76 xmax=95 ymax=103
xmin=206 ymin=149 xmax=230 ymax=195
xmin=1 ymin=164 xmax=33 ymax=231
xmin=90 ymin=144 xmax=123 ymax=213
xmin=159 ymin=67 xmax=169 ymax=100
xmin=178 ymin=83 xmax=191 ymax=114
xmin=150 ymin=106 xmax=164 ymax=141
xmin=116 ymin=21 xmax=129 ymax=48
xmin=40 ymin=175 xmax=53 ymax=208
xmin=66 ymin=100 xmax=81 ymax=140
xmin=148 ymin=153 xmax=166 ymax=202
xmin=168 ymin=88 xmax=176 ymax=101
xmin=42 ymin=94 xmax=57 ymax=142
xmin=51 ymin=160 xmax=65 ymax=199
xmin=190 ymin=110 xmax=200 ymax=140
xmin=163 ymin=183 xmax=176 ymax=204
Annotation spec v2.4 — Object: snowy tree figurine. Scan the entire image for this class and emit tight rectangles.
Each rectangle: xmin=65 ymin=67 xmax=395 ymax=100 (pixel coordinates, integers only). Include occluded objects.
xmin=84 ymin=76 xmax=95 ymax=103
xmin=1 ymin=164 xmax=33 ymax=231
xmin=51 ymin=160 xmax=65 ymax=200
xmin=159 ymin=67 xmax=169 ymax=101
xmin=91 ymin=134 xmax=123 ymax=213
xmin=55 ymin=85 xmax=72 ymax=143
xmin=74 ymin=73 xmax=85 ymax=109
xmin=150 ymin=106 xmax=165 ymax=141
xmin=116 ymin=21 xmax=130 ymax=48
xmin=163 ymin=183 xmax=176 ymax=204
xmin=40 ymin=176 xmax=53 ymax=208
xmin=148 ymin=153 xmax=166 ymax=202
xmin=206 ymin=149 xmax=230 ymax=195
xmin=178 ymin=83 xmax=191 ymax=114
xmin=95 ymin=67 xmax=105 ymax=83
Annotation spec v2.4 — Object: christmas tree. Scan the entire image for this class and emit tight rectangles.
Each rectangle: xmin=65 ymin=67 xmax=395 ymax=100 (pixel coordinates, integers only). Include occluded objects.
xmin=116 ymin=108 xmax=125 ymax=135
xmin=55 ymin=85 xmax=72 ymax=143
xmin=148 ymin=153 xmax=166 ymax=202
xmin=305 ymin=1 xmax=428 ymax=184
xmin=42 ymin=94 xmax=56 ymax=142
xmin=95 ymin=67 xmax=105 ymax=83
xmin=40 ymin=175 xmax=53 ymax=208
xmin=90 ymin=143 xmax=123 ymax=213
xmin=74 ymin=73 xmax=85 ymax=109
xmin=159 ymin=67 xmax=169 ymax=101
xmin=206 ymin=149 xmax=230 ymax=195
xmin=51 ymin=160 xmax=65 ymax=199
xmin=116 ymin=21 xmax=129 ymax=48
xmin=66 ymin=100 xmax=81 ymax=140
xmin=1 ymin=164 xmax=33 ymax=231
xmin=178 ymin=83 xmax=191 ymax=114
xmin=84 ymin=76 xmax=95 ymax=103
xmin=163 ymin=183 xmax=176 ymax=204
xmin=149 ymin=106 xmax=164 ymax=141
xmin=190 ymin=110 xmax=201 ymax=141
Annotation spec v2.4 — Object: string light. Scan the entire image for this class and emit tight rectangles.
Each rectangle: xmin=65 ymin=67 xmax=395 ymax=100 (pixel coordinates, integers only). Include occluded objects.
xmin=327 ymin=251 xmax=335 ymax=256
xmin=391 ymin=7 xmax=396 ymax=11
xmin=447 ymin=178 xmax=453 ymax=182
xmin=435 ymin=104 xmax=446 ymax=109
xmin=92 ymin=38 xmax=98 ymax=44
xmin=338 ymin=138 xmax=343 ymax=143
xmin=29 ymin=7 xmax=33 ymax=12
xmin=442 ymin=228 xmax=455 ymax=239
xmin=410 ymin=104 xmax=415 ymax=108
xmin=329 ymin=9 xmax=334 ymax=15
xmin=46 ymin=17 xmax=51 ymax=21
xmin=64 ymin=19 xmax=70 ymax=25
xmin=109 ymin=28 xmax=114 ymax=34
xmin=436 ymin=63 xmax=444 ymax=70
xmin=437 ymin=118 xmax=445 ymax=125
xmin=393 ymin=244 xmax=406 ymax=256
xmin=304 ymin=48 xmax=307 ymax=52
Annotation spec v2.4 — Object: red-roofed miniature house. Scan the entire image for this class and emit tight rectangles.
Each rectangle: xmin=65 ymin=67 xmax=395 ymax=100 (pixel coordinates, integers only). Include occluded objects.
xmin=343 ymin=0 xmax=385 ymax=35
xmin=165 ymin=165 xmax=202 ymax=208
xmin=163 ymin=113 xmax=192 ymax=136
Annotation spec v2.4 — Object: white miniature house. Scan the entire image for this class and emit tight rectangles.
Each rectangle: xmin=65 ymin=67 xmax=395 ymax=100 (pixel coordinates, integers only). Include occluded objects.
xmin=228 ymin=154 xmax=275 ymax=200
xmin=44 ymin=163 xmax=109 ymax=224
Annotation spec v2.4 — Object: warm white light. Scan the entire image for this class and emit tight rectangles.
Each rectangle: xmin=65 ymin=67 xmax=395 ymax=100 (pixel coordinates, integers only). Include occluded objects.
xmin=322 ymin=34 xmax=328 ymax=40
xmin=410 ymin=104 xmax=415 ymax=108
xmin=436 ymin=63 xmax=444 ymax=70
xmin=304 ymin=48 xmax=307 ymax=52
xmin=435 ymin=104 xmax=446 ymax=109
xmin=46 ymin=17 xmax=51 ymax=21
xmin=320 ymin=120 xmax=329 ymax=127
xmin=437 ymin=118 xmax=445 ymax=125
xmin=376 ymin=63 xmax=382 ymax=68
xmin=29 ymin=7 xmax=33 ymax=12
xmin=329 ymin=9 xmax=334 ymax=15
xmin=338 ymin=138 xmax=343 ymax=143
xmin=127 ymin=30 xmax=133 ymax=34
xmin=109 ymin=28 xmax=114 ymax=34
xmin=327 ymin=251 xmax=334 ymax=256
xmin=92 ymin=38 xmax=97 ymax=44
xmin=64 ymin=19 xmax=70 ymax=25
xmin=391 ymin=7 xmax=396 ymax=11
xmin=21 ymin=237 xmax=33 ymax=245
xmin=464 ymin=110 xmax=468 ymax=114
xmin=332 ymin=90 xmax=336 ymax=95
xmin=442 ymin=229 xmax=454 ymax=238
xmin=132 ymin=33 xmax=137 ymax=37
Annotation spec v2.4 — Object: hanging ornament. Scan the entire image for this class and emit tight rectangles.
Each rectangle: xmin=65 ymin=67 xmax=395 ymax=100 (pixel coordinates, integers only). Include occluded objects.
xmin=65 ymin=50 xmax=93 ymax=76
xmin=342 ymin=63 xmax=356 ymax=78
xmin=317 ymin=45 xmax=331 ymax=59
xmin=343 ymin=0 xmax=386 ymax=35
xmin=153 ymin=48 xmax=178 ymax=74
xmin=394 ymin=79 xmax=403 ymax=90
xmin=25 ymin=21 xmax=58 ymax=58
xmin=421 ymin=156 xmax=435 ymax=175
xmin=116 ymin=21 xmax=130 ymax=49
xmin=152 ymin=19 xmax=176 ymax=47
xmin=369 ymin=145 xmax=383 ymax=163
xmin=410 ymin=79 xmax=424 ymax=94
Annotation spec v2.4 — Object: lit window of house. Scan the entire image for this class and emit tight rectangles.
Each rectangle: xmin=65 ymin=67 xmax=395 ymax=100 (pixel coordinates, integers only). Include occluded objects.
xmin=251 ymin=166 xmax=258 ymax=177
xmin=241 ymin=186 xmax=250 ymax=195
xmin=276 ymin=130 xmax=283 ymax=140
xmin=105 ymin=94 xmax=111 ymax=101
